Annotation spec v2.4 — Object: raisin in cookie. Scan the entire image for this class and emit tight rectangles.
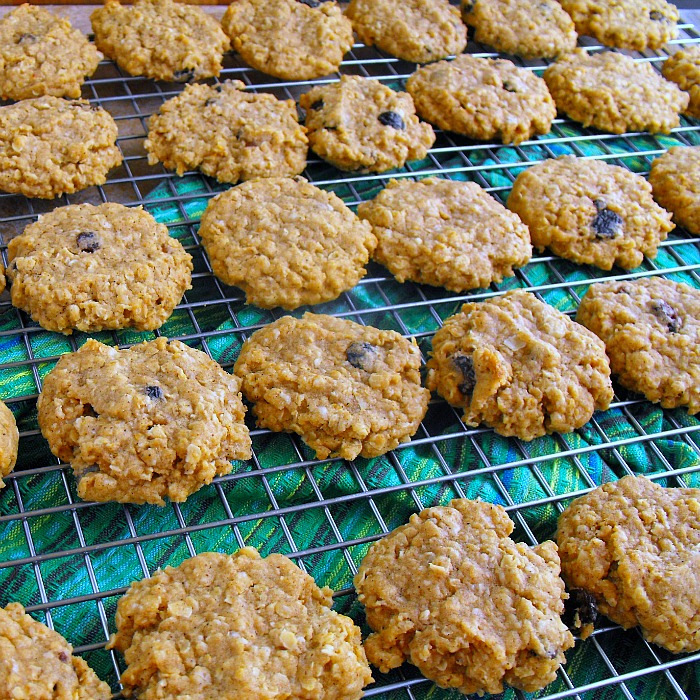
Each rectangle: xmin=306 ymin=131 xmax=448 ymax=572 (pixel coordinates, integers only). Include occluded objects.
xmin=355 ymin=499 xmax=574 ymax=695
xmin=0 ymin=400 xmax=18 ymax=490
xmin=508 ymin=155 xmax=674 ymax=270
xmin=221 ymin=0 xmax=353 ymax=81
xmin=649 ymin=146 xmax=700 ymax=235
xmin=91 ymin=0 xmax=229 ymax=82
xmin=109 ymin=548 xmax=372 ymax=700
xmin=0 ymin=4 xmax=102 ymax=101
xmin=544 ymin=49 xmax=688 ymax=135
xmin=427 ymin=290 xmax=613 ymax=440
xmin=462 ymin=0 xmax=577 ymax=59
xmin=145 ymin=80 xmax=308 ymax=184
xmin=7 ymin=203 xmax=192 ymax=334
xmin=358 ymin=177 xmax=531 ymax=291
xmin=558 ymin=475 xmax=700 ymax=652
xmin=0 ymin=602 xmax=111 ymax=700
xmin=576 ymin=276 xmax=700 ymax=413
xmin=406 ymin=54 xmax=556 ymax=145
xmin=299 ymin=75 xmax=435 ymax=173
xmin=199 ymin=177 xmax=376 ymax=309
xmin=663 ymin=46 xmax=700 ymax=118
xmin=0 ymin=96 xmax=122 ymax=200
xmin=559 ymin=0 xmax=678 ymax=51
xmin=234 ymin=313 xmax=430 ymax=460
xmin=345 ymin=0 xmax=467 ymax=64
xmin=37 ymin=337 xmax=252 ymax=505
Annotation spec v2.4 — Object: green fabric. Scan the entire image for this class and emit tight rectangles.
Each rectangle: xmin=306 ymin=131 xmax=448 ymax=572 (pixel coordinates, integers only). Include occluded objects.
xmin=1 ymin=122 xmax=699 ymax=698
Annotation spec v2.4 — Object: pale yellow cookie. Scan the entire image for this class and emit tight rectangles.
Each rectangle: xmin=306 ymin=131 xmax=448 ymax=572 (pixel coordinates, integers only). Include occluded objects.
xmin=0 ymin=400 xmax=18 ymax=490
xmin=663 ymin=46 xmax=700 ymax=118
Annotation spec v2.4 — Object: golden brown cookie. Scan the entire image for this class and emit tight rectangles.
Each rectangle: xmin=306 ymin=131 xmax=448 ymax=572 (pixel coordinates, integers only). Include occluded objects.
xmin=354 ymin=499 xmax=575 ymax=695
xmin=557 ymin=475 xmax=700 ymax=652
xmin=427 ymin=290 xmax=614 ymax=440
xmin=108 ymin=548 xmax=373 ymax=700
xmin=0 ymin=400 xmax=18 ymax=490
xmin=199 ymin=177 xmax=376 ymax=310
xmin=145 ymin=80 xmax=308 ymax=184
xmin=221 ymin=0 xmax=353 ymax=80
xmin=358 ymin=177 xmax=532 ymax=291
xmin=234 ymin=313 xmax=430 ymax=460
xmin=37 ymin=337 xmax=252 ymax=505
xmin=663 ymin=45 xmax=700 ymax=118
xmin=576 ymin=276 xmax=700 ymax=413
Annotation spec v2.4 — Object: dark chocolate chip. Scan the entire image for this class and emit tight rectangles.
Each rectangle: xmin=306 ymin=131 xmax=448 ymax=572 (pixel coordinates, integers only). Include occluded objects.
xmin=452 ymin=353 xmax=476 ymax=395
xmin=76 ymin=231 xmax=100 ymax=253
xmin=214 ymin=83 xmax=223 ymax=92
xmin=298 ymin=0 xmax=320 ymax=6
xmin=58 ymin=651 xmax=70 ymax=663
xmin=462 ymin=0 xmax=475 ymax=14
xmin=205 ymin=98 xmax=219 ymax=107
xmin=562 ymin=588 xmax=598 ymax=635
xmin=144 ymin=385 xmax=164 ymax=400
xmin=650 ymin=299 xmax=681 ymax=333
xmin=378 ymin=111 xmax=406 ymax=130
xmin=346 ymin=341 xmax=379 ymax=371
xmin=591 ymin=200 xmax=623 ymax=239
xmin=649 ymin=10 xmax=668 ymax=21
xmin=17 ymin=33 xmax=38 ymax=45
xmin=173 ymin=68 xmax=195 ymax=83
xmin=310 ymin=99 xmax=324 ymax=111
xmin=502 ymin=80 xmax=518 ymax=93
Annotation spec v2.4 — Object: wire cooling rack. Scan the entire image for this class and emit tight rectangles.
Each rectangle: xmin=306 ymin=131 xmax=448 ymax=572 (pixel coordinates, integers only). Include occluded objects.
xmin=1 ymin=12 xmax=700 ymax=700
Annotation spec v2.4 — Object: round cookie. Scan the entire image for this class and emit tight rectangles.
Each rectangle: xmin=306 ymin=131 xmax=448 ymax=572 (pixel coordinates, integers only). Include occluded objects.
xmin=37 ymin=337 xmax=252 ymax=505
xmin=91 ymin=0 xmax=230 ymax=82
xmin=0 ymin=602 xmax=111 ymax=700
xmin=559 ymin=0 xmax=679 ymax=51
xmin=234 ymin=313 xmax=430 ymax=461
xmin=354 ymin=499 xmax=575 ymax=695
xmin=345 ymin=0 xmax=467 ymax=64
xmin=145 ymin=80 xmax=308 ymax=184
xmin=0 ymin=96 xmax=122 ymax=200
xmin=507 ymin=155 xmax=674 ymax=270
xmin=221 ymin=0 xmax=353 ymax=81
xmin=576 ymin=276 xmax=700 ymax=413
xmin=543 ymin=49 xmax=689 ymax=135
xmin=663 ymin=46 xmax=700 ymax=118
xmin=0 ymin=4 xmax=102 ymax=101
xmin=358 ymin=177 xmax=532 ymax=292
xmin=109 ymin=548 xmax=373 ymax=699
xmin=7 ymin=203 xmax=193 ymax=334
xmin=427 ymin=290 xmax=614 ymax=441
xmin=557 ymin=475 xmax=700 ymax=652
xmin=406 ymin=54 xmax=557 ymax=145
xmin=299 ymin=75 xmax=435 ymax=173
xmin=0 ymin=400 xmax=18 ymax=490
xmin=199 ymin=177 xmax=376 ymax=310
xmin=649 ymin=146 xmax=700 ymax=235
xmin=462 ymin=0 xmax=577 ymax=59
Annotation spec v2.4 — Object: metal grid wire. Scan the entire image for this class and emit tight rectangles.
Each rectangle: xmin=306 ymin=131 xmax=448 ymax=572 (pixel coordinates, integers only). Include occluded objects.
xmin=1 ymin=14 xmax=700 ymax=700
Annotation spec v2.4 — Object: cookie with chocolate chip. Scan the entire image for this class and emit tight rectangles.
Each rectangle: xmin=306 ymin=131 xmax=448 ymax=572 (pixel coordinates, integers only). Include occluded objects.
xmin=507 ymin=155 xmax=674 ymax=270
xmin=37 ymin=337 xmax=252 ymax=504
xmin=7 ymin=202 xmax=192 ymax=334
xmin=234 ymin=313 xmax=430 ymax=460
xmin=576 ymin=276 xmax=700 ymax=413
xmin=299 ymin=75 xmax=435 ymax=173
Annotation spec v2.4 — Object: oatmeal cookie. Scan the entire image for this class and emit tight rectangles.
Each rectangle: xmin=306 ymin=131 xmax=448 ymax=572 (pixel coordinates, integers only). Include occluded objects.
xmin=427 ymin=290 xmax=613 ymax=440
xmin=406 ymin=54 xmax=556 ymax=145
xmin=462 ymin=0 xmax=577 ymax=59
xmin=345 ymin=0 xmax=467 ymax=64
xmin=559 ymin=0 xmax=678 ymax=51
xmin=507 ymin=155 xmax=674 ymax=270
xmin=37 ymin=337 xmax=252 ymax=505
xmin=0 ymin=400 xmax=18 ymax=490
xmin=109 ymin=548 xmax=372 ymax=700
xmin=0 ymin=602 xmax=111 ymax=700
xmin=299 ymin=75 xmax=435 ymax=173
xmin=91 ymin=0 xmax=229 ymax=82
xmin=234 ymin=313 xmax=430 ymax=460
xmin=145 ymin=80 xmax=308 ymax=184
xmin=663 ymin=45 xmax=700 ymax=118
xmin=221 ymin=0 xmax=353 ymax=81
xmin=358 ymin=177 xmax=532 ymax=291
xmin=544 ymin=49 xmax=688 ymax=134
xmin=576 ymin=276 xmax=700 ymax=412
xmin=199 ymin=177 xmax=376 ymax=310
xmin=649 ymin=146 xmax=700 ymax=235
xmin=7 ymin=203 xmax=192 ymax=334
xmin=0 ymin=96 xmax=122 ymax=200
xmin=557 ymin=475 xmax=700 ymax=652
xmin=354 ymin=499 xmax=574 ymax=695
xmin=0 ymin=4 xmax=102 ymax=101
